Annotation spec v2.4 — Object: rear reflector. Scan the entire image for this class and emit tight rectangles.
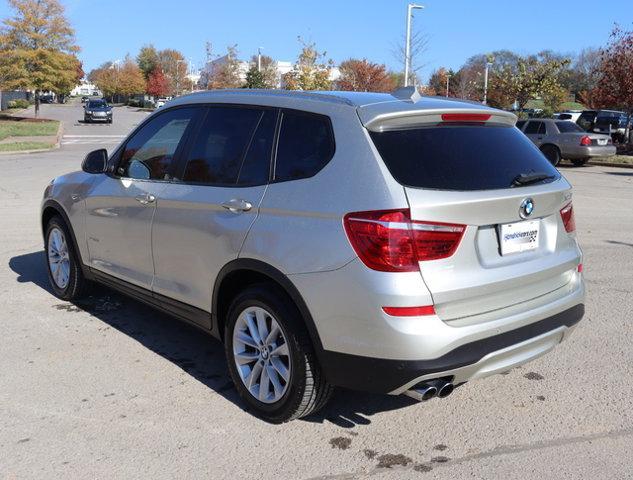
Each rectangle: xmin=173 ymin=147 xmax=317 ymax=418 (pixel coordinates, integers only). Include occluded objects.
xmin=560 ymin=202 xmax=576 ymax=233
xmin=343 ymin=209 xmax=465 ymax=272
xmin=382 ymin=306 xmax=436 ymax=316
xmin=441 ymin=113 xmax=491 ymax=123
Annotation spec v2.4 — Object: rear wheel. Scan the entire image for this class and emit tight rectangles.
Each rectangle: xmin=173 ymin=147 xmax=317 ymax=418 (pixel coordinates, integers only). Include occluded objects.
xmin=541 ymin=145 xmax=561 ymax=166
xmin=571 ymin=158 xmax=589 ymax=167
xmin=45 ymin=216 xmax=89 ymax=301
xmin=224 ymin=284 xmax=332 ymax=423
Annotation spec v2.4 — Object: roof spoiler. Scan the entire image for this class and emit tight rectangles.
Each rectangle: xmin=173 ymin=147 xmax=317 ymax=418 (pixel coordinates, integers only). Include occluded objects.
xmin=391 ymin=86 xmax=421 ymax=103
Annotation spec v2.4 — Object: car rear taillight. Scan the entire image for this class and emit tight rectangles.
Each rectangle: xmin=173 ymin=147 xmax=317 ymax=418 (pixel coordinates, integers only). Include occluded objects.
xmin=343 ymin=209 xmax=465 ymax=272
xmin=580 ymin=135 xmax=592 ymax=146
xmin=560 ymin=203 xmax=576 ymax=233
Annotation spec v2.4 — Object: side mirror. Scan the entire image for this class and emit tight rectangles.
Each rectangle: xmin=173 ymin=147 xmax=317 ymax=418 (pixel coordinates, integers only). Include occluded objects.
xmin=82 ymin=149 xmax=108 ymax=174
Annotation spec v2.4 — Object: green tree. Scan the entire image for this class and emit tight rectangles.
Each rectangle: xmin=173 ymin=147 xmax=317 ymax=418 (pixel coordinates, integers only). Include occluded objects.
xmin=244 ymin=68 xmax=268 ymax=89
xmin=137 ymin=44 xmax=159 ymax=80
xmin=282 ymin=38 xmax=332 ymax=91
xmin=0 ymin=0 xmax=80 ymax=115
xmin=248 ymin=54 xmax=277 ymax=88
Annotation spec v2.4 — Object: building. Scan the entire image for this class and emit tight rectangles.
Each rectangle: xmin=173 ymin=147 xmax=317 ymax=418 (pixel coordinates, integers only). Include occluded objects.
xmin=70 ymin=82 xmax=102 ymax=97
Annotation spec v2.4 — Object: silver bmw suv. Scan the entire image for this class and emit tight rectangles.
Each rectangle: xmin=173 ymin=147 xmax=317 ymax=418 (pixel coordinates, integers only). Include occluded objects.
xmin=41 ymin=88 xmax=585 ymax=422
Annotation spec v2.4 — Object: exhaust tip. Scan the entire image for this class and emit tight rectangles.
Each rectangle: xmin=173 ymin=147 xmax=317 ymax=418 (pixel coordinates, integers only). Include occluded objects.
xmin=437 ymin=382 xmax=454 ymax=398
xmin=405 ymin=385 xmax=438 ymax=402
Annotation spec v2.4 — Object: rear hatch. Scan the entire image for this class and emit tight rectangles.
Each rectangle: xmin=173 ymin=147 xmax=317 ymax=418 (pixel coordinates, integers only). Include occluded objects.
xmin=366 ymin=108 xmax=580 ymax=325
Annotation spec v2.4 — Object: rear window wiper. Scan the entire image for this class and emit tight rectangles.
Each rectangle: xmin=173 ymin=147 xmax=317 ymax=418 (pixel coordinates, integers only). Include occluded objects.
xmin=511 ymin=173 xmax=556 ymax=187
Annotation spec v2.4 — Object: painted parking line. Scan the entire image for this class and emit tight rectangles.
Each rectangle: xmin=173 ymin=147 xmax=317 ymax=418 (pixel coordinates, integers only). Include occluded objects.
xmin=63 ymin=135 xmax=126 ymax=138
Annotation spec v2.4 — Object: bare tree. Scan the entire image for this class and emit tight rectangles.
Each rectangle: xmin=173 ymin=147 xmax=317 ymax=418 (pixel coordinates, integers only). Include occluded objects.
xmin=391 ymin=30 xmax=430 ymax=86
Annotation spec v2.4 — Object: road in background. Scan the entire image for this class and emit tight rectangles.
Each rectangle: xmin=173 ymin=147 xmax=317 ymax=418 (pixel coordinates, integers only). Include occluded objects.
xmin=1 ymin=102 xmax=632 ymax=479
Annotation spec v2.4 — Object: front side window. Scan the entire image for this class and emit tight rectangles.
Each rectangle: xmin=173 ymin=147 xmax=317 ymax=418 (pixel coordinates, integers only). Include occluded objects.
xmin=274 ymin=111 xmax=335 ymax=182
xmin=118 ymin=108 xmax=195 ymax=180
xmin=182 ymin=107 xmax=268 ymax=186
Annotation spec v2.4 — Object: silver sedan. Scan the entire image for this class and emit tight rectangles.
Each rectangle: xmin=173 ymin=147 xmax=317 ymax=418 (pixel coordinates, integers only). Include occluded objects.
xmin=517 ymin=118 xmax=616 ymax=166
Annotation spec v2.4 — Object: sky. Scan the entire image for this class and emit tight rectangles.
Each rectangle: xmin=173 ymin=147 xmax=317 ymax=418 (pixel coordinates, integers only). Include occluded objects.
xmin=1 ymin=0 xmax=631 ymax=81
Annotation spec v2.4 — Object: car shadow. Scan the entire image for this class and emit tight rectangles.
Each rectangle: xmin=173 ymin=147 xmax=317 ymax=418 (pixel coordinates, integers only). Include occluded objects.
xmin=9 ymin=250 xmax=416 ymax=427
xmin=604 ymin=171 xmax=633 ymax=177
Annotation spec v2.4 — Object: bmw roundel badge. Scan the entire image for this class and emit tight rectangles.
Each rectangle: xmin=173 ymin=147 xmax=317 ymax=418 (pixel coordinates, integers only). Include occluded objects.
xmin=519 ymin=198 xmax=534 ymax=219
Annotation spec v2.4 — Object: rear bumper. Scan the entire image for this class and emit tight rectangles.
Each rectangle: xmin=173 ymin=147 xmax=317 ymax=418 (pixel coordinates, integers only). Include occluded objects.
xmin=564 ymin=145 xmax=616 ymax=159
xmin=320 ymin=303 xmax=584 ymax=394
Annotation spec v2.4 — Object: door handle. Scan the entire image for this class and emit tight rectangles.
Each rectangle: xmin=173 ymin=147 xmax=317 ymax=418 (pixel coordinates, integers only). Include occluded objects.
xmin=221 ymin=198 xmax=252 ymax=214
xmin=135 ymin=193 xmax=156 ymax=205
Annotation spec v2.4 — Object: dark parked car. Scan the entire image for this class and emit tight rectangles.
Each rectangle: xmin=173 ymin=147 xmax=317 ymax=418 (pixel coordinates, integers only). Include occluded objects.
xmin=577 ymin=110 xmax=631 ymax=143
xmin=84 ymin=99 xmax=113 ymax=124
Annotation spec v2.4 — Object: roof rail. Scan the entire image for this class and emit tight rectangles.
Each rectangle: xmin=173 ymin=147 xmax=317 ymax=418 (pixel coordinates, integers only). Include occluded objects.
xmin=391 ymin=86 xmax=421 ymax=103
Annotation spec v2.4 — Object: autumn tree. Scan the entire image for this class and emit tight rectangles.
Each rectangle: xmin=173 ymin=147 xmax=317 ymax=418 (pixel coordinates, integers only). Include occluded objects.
xmin=146 ymin=68 xmax=169 ymax=97
xmin=591 ymin=26 xmax=633 ymax=140
xmin=206 ymin=45 xmax=243 ymax=89
xmin=137 ymin=44 xmax=159 ymax=80
xmin=90 ymin=57 xmax=145 ymax=102
xmin=337 ymin=59 xmax=394 ymax=92
xmin=0 ymin=0 xmax=80 ymax=115
xmin=157 ymin=48 xmax=188 ymax=96
xmin=283 ymin=38 xmax=332 ymax=91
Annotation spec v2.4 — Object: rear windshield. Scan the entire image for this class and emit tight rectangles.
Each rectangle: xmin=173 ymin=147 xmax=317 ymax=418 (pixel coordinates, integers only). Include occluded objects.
xmin=556 ymin=121 xmax=584 ymax=133
xmin=369 ymin=124 xmax=560 ymax=191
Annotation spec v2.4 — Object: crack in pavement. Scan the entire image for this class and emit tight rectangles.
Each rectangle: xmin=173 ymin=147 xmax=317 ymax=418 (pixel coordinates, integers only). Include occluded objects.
xmin=306 ymin=427 xmax=633 ymax=479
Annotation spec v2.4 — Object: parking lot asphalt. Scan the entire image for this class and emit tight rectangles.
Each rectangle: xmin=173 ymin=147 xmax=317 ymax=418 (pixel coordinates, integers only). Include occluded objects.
xmin=1 ymin=103 xmax=632 ymax=479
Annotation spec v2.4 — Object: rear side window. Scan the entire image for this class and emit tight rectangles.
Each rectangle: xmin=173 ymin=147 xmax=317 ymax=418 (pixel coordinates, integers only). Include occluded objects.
xmin=182 ymin=107 xmax=266 ymax=186
xmin=369 ymin=124 xmax=560 ymax=191
xmin=274 ymin=111 xmax=335 ymax=182
xmin=524 ymin=121 xmax=544 ymax=134
xmin=556 ymin=121 xmax=584 ymax=133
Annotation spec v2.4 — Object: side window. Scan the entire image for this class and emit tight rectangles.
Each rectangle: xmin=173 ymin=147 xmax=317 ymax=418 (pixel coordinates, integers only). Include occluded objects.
xmin=516 ymin=120 xmax=526 ymax=130
xmin=524 ymin=121 xmax=542 ymax=135
xmin=119 ymin=108 xmax=195 ymax=180
xmin=237 ymin=109 xmax=276 ymax=186
xmin=274 ymin=110 xmax=335 ymax=182
xmin=182 ymin=107 xmax=264 ymax=185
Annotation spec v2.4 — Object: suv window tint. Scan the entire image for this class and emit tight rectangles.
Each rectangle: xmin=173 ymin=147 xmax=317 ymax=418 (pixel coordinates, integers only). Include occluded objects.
xmin=556 ymin=121 xmax=584 ymax=133
xmin=119 ymin=108 xmax=195 ymax=180
xmin=369 ymin=124 xmax=560 ymax=191
xmin=274 ymin=111 xmax=335 ymax=182
xmin=524 ymin=121 xmax=543 ymax=134
xmin=237 ymin=109 xmax=276 ymax=186
xmin=558 ymin=113 xmax=572 ymax=120
xmin=577 ymin=111 xmax=596 ymax=130
xmin=183 ymin=107 xmax=263 ymax=185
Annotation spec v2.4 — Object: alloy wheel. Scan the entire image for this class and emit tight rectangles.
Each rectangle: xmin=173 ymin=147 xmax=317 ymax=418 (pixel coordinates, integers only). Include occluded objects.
xmin=232 ymin=306 xmax=291 ymax=404
xmin=48 ymin=227 xmax=70 ymax=289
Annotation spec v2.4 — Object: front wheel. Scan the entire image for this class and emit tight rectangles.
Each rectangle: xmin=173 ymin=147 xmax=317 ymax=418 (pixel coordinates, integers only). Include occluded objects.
xmin=224 ymin=285 xmax=332 ymax=423
xmin=45 ymin=216 xmax=89 ymax=301
xmin=541 ymin=145 xmax=561 ymax=166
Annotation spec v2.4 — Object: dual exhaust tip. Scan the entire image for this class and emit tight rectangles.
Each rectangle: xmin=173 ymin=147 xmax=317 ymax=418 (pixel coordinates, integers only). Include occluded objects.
xmin=405 ymin=378 xmax=454 ymax=402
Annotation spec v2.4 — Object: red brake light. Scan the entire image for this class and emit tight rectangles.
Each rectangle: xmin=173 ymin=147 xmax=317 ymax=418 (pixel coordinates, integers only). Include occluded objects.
xmin=560 ymin=203 xmax=576 ymax=233
xmin=343 ymin=209 xmax=465 ymax=272
xmin=441 ymin=113 xmax=491 ymax=123
xmin=382 ymin=305 xmax=436 ymax=316
xmin=580 ymin=135 xmax=592 ymax=146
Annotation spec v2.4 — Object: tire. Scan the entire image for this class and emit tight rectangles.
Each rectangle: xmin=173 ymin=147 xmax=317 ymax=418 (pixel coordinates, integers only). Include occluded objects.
xmin=571 ymin=158 xmax=589 ymax=167
xmin=541 ymin=145 xmax=561 ymax=166
xmin=84 ymin=117 xmax=90 ymax=123
xmin=44 ymin=215 xmax=89 ymax=301
xmin=224 ymin=284 xmax=333 ymax=423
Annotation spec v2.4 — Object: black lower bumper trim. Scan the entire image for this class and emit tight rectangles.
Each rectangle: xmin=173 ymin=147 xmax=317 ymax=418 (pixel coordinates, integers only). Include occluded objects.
xmin=321 ymin=304 xmax=584 ymax=393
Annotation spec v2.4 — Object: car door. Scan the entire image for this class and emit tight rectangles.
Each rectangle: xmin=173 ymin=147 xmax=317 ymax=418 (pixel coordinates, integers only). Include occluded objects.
xmin=85 ymin=107 xmax=198 ymax=288
xmin=150 ymin=105 xmax=276 ymax=321
xmin=523 ymin=120 xmax=545 ymax=147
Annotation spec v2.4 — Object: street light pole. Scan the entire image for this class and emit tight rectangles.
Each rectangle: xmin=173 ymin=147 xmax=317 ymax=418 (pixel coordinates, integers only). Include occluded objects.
xmin=404 ymin=3 xmax=424 ymax=87
xmin=446 ymin=74 xmax=451 ymax=97
xmin=258 ymin=47 xmax=263 ymax=72
xmin=483 ymin=61 xmax=492 ymax=105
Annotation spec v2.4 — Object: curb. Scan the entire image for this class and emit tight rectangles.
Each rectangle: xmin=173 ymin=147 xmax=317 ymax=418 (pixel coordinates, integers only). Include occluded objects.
xmin=587 ymin=161 xmax=633 ymax=169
